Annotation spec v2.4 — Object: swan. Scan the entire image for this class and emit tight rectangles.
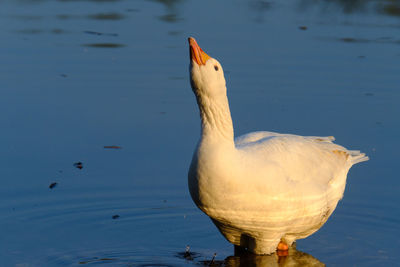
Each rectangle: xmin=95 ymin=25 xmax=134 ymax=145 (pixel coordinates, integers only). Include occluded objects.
xmin=187 ymin=37 xmax=368 ymax=255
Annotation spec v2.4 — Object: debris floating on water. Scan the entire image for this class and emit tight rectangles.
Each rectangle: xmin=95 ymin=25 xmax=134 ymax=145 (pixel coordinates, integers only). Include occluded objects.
xmin=176 ymin=246 xmax=202 ymax=262
xmin=73 ymin=162 xmax=83 ymax=169
xmin=298 ymin=26 xmax=308 ymax=30
xmin=183 ymin=245 xmax=193 ymax=260
xmin=49 ymin=182 xmax=58 ymax=189
xmin=112 ymin=215 xmax=120 ymax=219
xmin=210 ymin=253 xmax=217 ymax=265
xmin=104 ymin=145 xmax=122 ymax=149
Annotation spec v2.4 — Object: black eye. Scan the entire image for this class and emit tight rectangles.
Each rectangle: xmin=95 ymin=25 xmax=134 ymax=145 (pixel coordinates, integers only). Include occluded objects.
xmin=214 ymin=65 xmax=219 ymax=71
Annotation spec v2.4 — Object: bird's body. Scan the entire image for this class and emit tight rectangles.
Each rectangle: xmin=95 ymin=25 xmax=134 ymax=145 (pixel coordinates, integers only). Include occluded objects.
xmin=187 ymin=37 xmax=368 ymax=255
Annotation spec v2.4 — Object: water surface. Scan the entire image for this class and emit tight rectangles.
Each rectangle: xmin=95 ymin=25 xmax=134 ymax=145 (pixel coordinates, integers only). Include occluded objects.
xmin=0 ymin=0 xmax=399 ymax=266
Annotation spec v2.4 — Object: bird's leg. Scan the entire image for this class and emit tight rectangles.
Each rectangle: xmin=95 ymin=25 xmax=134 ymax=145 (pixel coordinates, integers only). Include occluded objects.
xmin=276 ymin=241 xmax=289 ymax=256
xmin=234 ymin=245 xmax=248 ymax=256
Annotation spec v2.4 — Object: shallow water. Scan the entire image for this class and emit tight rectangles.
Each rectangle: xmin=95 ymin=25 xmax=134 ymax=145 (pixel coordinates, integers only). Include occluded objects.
xmin=0 ymin=0 xmax=399 ymax=266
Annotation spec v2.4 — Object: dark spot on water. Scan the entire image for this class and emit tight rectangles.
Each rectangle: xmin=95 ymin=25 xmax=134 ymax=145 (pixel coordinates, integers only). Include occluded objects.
xmin=84 ymin=30 xmax=103 ymax=36
xmin=60 ymin=74 xmax=68 ymax=78
xmin=364 ymin=92 xmax=374 ymax=96
xmin=82 ymin=43 xmax=126 ymax=48
xmin=79 ymin=257 xmax=116 ymax=264
xmin=112 ymin=215 xmax=120 ymax=219
xmin=87 ymin=12 xmax=125 ymax=21
xmin=74 ymin=162 xmax=83 ymax=169
xmin=84 ymin=30 xmax=118 ymax=37
xmin=249 ymin=0 xmax=272 ymax=11
xmin=52 ymin=28 xmax=66 ymax=34
xmin=104 ymin=145 xmax=122 ymax=149
xmin=56 ymin=14 xmax=81 ymax=20
xmin=358 ymin=55 xmax=366 ymax=59
xmin=340 ymin=37 xmax=369 ymax=43
xmin=160 ymin=112 xmax=166 ymax=115
xmin=338 ymin=36 xmax=400 ymax=44
xmin=298 ymin=26 xmax=308 ymax=30
xmin=175 ymin=246 xmax=201 ymax=261
xmin=158 ymin=14 xmax=182 ymax=23
xmin=49 ymin=182 xmax=58 ymax=189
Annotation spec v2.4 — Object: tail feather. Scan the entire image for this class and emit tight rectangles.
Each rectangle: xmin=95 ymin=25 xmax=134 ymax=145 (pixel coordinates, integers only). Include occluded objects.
xmin=348 ymin=150 xmax=369 ymax=164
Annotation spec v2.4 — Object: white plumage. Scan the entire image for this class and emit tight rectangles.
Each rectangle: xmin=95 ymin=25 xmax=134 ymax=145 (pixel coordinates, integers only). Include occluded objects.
xmin=187 ymin=37 xmax=368 ymax=255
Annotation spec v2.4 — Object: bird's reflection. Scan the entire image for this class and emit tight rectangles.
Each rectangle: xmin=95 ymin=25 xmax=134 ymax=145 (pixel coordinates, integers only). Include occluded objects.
xmin=193 ymin=245 xmax=325 ymax=267
xmin=225 ymin=246 xmax=325 ymax=267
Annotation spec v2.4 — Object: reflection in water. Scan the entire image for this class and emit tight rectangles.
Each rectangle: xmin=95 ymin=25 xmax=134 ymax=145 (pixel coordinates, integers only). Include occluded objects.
xmin=223 ymin=247 xmax=325 ymax=267
xmin=297 ymin=0 xmax=400 ymax=17
xmin=178 ymin=246 xmax=325 ymax=267
xmin=148 ymin=0 xmax=184 ymax=23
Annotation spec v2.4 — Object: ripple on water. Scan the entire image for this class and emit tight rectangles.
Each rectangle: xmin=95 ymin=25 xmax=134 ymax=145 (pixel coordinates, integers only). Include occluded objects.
xmin=175 ymin=245 xmax=325 ymax=267
xmin=0 ymin=185 xmax=200 ymax=266
xmin=44 ymin=246 xmax=325 ymax=267
xmin=1 ymin=184 xmax=327 ymax=266
xmin=43 ymin=247 xmax=184 ymax=266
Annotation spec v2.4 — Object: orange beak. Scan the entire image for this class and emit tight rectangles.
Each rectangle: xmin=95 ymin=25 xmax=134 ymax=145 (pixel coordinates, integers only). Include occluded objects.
xmin=188 ymin=37 xmax=211 ymax=66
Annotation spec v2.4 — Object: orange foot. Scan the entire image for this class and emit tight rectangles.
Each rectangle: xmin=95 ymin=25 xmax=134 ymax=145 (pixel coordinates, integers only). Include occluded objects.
xmin=277 ymin=241 xmax=289 ymax=250
xmin=276 ymin=241 xmax=289 ymax=256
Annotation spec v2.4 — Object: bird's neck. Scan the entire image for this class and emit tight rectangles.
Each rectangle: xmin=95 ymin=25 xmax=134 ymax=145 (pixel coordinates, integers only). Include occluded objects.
xmin=196 ymin=91 xmax=234 ymax=145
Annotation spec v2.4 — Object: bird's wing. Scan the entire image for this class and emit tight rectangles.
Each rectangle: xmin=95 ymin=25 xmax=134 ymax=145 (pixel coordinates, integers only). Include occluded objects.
xmin=235 ymin=132 xmax=367 ymax=187
xmin=235 ymin=131 xmax=335 ymax=147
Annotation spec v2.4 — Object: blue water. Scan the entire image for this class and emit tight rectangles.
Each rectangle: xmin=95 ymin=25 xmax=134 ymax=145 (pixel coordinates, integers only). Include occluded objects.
xmin=0 ymin=0 xmax=399 ymax=266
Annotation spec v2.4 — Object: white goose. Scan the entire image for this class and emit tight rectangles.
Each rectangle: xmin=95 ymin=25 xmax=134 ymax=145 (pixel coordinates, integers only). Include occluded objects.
xmin=187 ymin=37 xmax=368 ymax=255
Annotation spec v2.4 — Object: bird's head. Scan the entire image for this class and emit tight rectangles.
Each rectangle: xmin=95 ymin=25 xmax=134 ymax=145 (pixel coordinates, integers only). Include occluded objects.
xmin=188 ymin=37 xmax=226 ymax=98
